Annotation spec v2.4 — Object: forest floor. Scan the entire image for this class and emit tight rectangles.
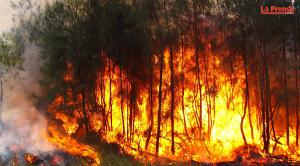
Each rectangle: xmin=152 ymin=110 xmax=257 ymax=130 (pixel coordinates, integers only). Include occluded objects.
xmin=88 ymin=139 xmax=300 ymax=166
xmin=88 ymin=138 xmax=300 ymax=166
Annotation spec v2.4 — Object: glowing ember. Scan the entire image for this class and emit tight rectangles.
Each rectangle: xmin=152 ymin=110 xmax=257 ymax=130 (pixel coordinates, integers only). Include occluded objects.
xmin=24 ymin=153 xmax=38 ymax=165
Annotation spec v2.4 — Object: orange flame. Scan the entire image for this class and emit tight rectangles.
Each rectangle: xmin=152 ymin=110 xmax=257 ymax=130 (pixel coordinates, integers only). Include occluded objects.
xmin=48 ymin=46 xmax=300 ymax=163
xmin=47 ymin=125 xmax=100 ymax=165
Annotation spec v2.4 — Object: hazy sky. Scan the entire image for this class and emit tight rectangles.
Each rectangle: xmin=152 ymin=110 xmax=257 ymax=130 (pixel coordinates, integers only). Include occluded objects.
xmin=0 ymin=0 xmax=14 ymax=33
xmin=0 ymin=0 xmax=51 ymax=34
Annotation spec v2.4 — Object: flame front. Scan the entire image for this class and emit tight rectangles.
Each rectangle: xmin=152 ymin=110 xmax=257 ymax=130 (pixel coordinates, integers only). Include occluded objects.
xmin=48 ymin=45 xmax=300 ymax=164
xmin=47 ymin=124 xmax=100 ymax=165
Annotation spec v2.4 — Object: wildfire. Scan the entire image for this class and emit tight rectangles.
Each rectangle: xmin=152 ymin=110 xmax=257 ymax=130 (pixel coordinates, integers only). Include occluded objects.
xmin=24 ymin=153 xmax=38 ymax=165
xmin=48 ymin=46 xmax=300 ymax=164
xmin=47 ymin=125 xmax=100 ymax=165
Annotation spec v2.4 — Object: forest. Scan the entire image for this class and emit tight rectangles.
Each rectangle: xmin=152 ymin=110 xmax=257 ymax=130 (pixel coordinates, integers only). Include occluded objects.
xmin=0 ymin=0 xmax=300 ymax=165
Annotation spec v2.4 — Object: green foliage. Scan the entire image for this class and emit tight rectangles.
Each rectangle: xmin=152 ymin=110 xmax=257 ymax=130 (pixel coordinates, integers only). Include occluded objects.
xmin=0 ymin=30 xmax=24 ymax=69
xmin=33 ymin=0 xmax=154 ymax=101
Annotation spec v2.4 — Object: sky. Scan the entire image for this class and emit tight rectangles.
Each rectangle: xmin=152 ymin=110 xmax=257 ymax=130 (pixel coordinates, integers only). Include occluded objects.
xmin=0 ymin=0 xmax=14 ymax=33
xmin=0 ymin=0 xmax=51 ymax=34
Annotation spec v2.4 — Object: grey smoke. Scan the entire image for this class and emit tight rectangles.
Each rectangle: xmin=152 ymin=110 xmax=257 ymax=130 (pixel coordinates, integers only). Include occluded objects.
xmin=0 ymin=43 xmax=55 ymax=159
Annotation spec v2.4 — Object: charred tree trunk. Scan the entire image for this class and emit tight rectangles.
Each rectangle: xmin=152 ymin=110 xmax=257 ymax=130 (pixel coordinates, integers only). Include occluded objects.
xmin=264 ymin=43 xmax=271 ymax=154
xmin=241 ymin=47 xmax=248 ymax=146
xmin=169 ymin=46 xmax=175 ymax=154
xmin=126 ymin=77 xmax=130 ymax=140
xmin=156 ymin=47 xmax=164 ymax=156
xmin=180 ymin=16 xmax=188 ymax=136
xmin=120 ymin=63 xmax=125 ymax=136
xmin=294 ymin=12 xmax=299 ymax=146
xmin=260 ymin=41 xmax=269 ymax=154
xmin=203 ymin=46 xmax=212 ymax=138
xmin=109 ymin=59 xmax=113 ymax=131
xmin=192 ymin=0 xmax=203 ymax=136
xmin=145 ymin=54 xmax=154 ymax=150
xmin=283 ymin=38 xmax=289 ymax=146
xmin=265 ymin=54 xmax=271 ymax=153
xmin=241 ymin=28 xmax=254 ymax=141
xmin=260 ymin=45 xmax=266 ymax=153
xmin=129 ymin=67 xmax=137 ymax=141
xmin=154 ymin=4 xmax=164 ymax=155
xmin=163 ymin=0 xmax=175 ymax=154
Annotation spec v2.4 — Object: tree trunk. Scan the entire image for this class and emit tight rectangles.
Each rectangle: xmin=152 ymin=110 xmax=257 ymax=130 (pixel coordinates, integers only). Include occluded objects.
xmin=120 ymin=63 xmax=125 ymax=136
xmin=294 ymin=12 xmax=299 ymax=146
xmin=203 ymin=46 xmax=211 ymax=139
xmin=109 ymin=59 xmax=113 ymax=131
xmin=163 ymin=0 xmax=175 ymax=154
xmin=145 ymin=54 xmax=154 ymax=150
xmin=260 ymin=42 xmax=269 ymax=153
xmin=192 ymin=0 xmax=203 ymax=137
xmin=169 ymin=46 xmax=175 ymax=154
xmin=180 ymin=17 xmax=188 ymax=136
xmin=156 ymin=47 xmax=164 ymax=156
xmin=283 ymin=38 xmax=289 ymax=146
xmin=154 ymin=5 xmax=164 ymax=155
xmin=241 ymin=48 xmax=248 ymax=146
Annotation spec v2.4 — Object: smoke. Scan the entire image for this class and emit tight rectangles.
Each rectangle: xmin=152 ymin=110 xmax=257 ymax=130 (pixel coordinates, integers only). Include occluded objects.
xmin=0 ymin=43 xmax=55 ymax=159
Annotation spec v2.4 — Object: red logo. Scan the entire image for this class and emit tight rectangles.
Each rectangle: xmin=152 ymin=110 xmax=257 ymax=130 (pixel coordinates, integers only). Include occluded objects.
xmin=261 ymin=5 xmax=295 ymax=15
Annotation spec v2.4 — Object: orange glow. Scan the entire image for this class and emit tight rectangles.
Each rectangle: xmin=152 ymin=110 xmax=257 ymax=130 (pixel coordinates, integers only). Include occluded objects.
xmin=48 ymin=46 xmax=300 ymax=163
xmin=47 ymin=125 xmax=100 ymax=165
xmin=24 ymin=153 xmax=37 ymax=165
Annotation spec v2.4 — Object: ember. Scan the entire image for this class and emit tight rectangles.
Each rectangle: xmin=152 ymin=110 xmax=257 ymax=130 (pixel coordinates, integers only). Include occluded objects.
xmin=24 ymin=153 xmax=38 ymax=165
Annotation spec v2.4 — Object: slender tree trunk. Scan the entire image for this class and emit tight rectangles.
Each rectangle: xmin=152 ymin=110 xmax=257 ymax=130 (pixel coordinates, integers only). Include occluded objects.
xmin=150 ymin=1 xmax=164 ymax=156
xmin=264 ymin=43 xmax=271 ymax=153
xmin=294 ymin=12 xmax=299 ymax=146
xmin=126 ymin=78 xmax=130 ymax=140
xmin=162 ymin=0 xmax=175 ymax=154
xmin=156 ymin=47 xmax=164 ymax=156
xmin=241 ymin=28 xmax=254 ymax=141
xmin=145 ymin=55 xmax=154 ymax=150
xmin=283 ymin=38 xmax=290 ymax=146
xmin=169 ymin=46 xmax=175 ymax=154
xmin=260 ymin=42 xmax=269 ymax=153
xmin=129 ymin=68 xmax=137 ymax=142
xmin=120 ymin=63 xmax=125 ymax=136
xmin=241 ymin=48 xmax=248 ymax=146
xmin=180 ymin=18 xmax=188 ymax=136
xmin=192 ymin=0 xmax=203 ymax=136
xmin=203 ymin=46 xmax=211 ymax=138
xmin=265 ymin=59 xmax=271 ymax=154
xmin=109 ymin=59 xmax=113 ymax=130
xmin=154 ymin=7 xmax=164 ymax=155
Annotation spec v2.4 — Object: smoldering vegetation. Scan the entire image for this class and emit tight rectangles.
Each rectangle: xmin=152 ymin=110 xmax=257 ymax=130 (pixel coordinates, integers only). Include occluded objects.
xmin=0 ymin=43 xmax=55 ymax=160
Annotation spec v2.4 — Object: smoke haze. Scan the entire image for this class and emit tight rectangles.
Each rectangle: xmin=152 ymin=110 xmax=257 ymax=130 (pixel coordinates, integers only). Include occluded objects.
xmin=0 ymin=43 xmax=55 ymax=159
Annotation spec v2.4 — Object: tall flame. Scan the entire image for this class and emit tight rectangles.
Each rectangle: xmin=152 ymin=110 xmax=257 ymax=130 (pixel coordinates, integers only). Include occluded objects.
xmin=49 ymin=46 xmax=300 ymax=163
